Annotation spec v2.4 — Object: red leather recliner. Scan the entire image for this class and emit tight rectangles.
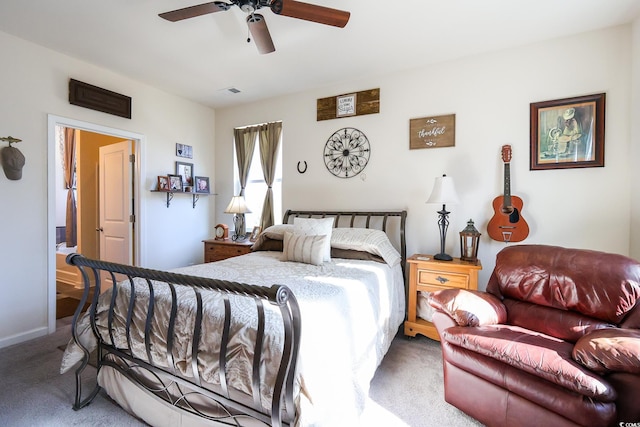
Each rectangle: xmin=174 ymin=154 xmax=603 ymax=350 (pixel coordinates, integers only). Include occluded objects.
xmin=428 ymin=245 xmax=640 ymax=427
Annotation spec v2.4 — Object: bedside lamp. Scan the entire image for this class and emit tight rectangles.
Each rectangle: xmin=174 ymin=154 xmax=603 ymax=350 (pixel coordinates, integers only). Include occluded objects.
xmin=426 ymin=174 xmax=460 ymax=261
xmin=224 ymin=195 xmax=252 ymax=240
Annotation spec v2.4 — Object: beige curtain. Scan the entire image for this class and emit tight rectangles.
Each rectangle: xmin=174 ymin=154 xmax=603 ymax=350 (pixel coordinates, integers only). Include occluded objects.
xmin=258 ymin=122 xmax=282 ymax=230
xmin=233 ymin=127 xmax=258 ymax=196
xmin=63 ymin=128 xmax=77 ymax=247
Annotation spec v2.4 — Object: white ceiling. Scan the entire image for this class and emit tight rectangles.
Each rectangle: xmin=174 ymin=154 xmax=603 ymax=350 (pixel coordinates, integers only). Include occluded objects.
xmin=1 ymin=0 xmax=639 ymax=109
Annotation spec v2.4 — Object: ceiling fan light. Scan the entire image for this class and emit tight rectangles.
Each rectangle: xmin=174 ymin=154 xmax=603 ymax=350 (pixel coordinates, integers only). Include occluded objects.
xmin=247 ymin=14 xmax=275 ymax=54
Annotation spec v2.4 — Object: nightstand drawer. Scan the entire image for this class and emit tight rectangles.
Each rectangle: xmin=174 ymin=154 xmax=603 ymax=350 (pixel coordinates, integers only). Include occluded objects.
xmin=212 ymin=244 xmax=250 ymax=258
xmin=416 ymin=269 xmax=468 ymax=289
xmin=203 ymin=239 xmax=253 ymax=263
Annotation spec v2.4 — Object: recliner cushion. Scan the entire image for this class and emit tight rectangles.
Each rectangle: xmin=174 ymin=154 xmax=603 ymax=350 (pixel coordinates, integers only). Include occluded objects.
xmin=441 ymin=324 xmax=617 ymax=401
xmin=486 ymin=245 xmax=640 ymax=325
xmin=504 ymin=299 xmax=616 ymax=343
xmin=572 ymin=328 xmax=640 ymax=374
xmin=441 ymin=341 xmax=617 ymax=427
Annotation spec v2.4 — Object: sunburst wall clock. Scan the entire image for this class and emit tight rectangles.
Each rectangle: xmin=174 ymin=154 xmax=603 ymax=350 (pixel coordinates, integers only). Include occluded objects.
xmin=323 ymin=127 xmax=370 ymax=178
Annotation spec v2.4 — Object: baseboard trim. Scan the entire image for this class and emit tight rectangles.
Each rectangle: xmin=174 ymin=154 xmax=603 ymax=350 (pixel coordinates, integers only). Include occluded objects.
xmin=0 ymin=326 xmax=48 ymax=349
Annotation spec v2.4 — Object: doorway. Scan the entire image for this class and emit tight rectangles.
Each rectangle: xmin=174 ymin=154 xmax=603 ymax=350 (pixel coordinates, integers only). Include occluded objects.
xmin=47 ymin=115 xmax=146 ymax=333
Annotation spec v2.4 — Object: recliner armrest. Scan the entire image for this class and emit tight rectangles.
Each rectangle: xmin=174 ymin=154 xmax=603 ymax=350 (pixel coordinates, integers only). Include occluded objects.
xmin=428 ymin=289 xmax=507 ymax=327
xmin=572 ymin=328 xmax=640 ymax=375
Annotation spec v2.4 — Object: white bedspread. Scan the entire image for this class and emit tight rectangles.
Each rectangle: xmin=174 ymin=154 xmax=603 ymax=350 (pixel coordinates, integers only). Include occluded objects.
xmin=62 ymin=251 xmax=405 ymax=426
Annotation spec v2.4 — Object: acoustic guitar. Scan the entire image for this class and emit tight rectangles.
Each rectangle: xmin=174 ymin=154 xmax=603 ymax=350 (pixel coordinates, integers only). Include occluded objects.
xmin=487 ymin=145 xmax=529 ymax=243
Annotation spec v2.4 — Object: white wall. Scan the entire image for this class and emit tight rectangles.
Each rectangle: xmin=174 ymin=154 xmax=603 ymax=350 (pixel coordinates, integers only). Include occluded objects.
xmin=216 ymin=25 xmax=636 ymax=288
xmin=631 ymin=16 xmax=640 ymax=260
xmin=0 ymin=31 xmax=216 ymax=348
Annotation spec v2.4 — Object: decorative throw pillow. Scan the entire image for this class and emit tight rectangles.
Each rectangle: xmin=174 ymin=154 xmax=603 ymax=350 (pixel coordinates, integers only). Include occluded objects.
xmin=330 ymin=227 xmax=401 ymax=267
xmin=293 ymin=217 xmax=334 ymax=261
xmin=251 ymin=235 xmax=284 ymax=252
xmin=282 ymin=232 xmax=327 ymax=266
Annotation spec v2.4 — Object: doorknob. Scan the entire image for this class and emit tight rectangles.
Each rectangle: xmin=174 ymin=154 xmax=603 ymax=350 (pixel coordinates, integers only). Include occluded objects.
xmin=96 ymin=227 xmax=104 ymax=232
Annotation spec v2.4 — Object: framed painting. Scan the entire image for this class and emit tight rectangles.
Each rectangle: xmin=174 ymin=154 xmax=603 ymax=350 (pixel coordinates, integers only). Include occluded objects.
xmin=530 ymin=93 xmax=605 ymax=170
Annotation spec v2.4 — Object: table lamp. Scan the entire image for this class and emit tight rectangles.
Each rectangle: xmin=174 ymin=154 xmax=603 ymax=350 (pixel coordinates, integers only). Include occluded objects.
xmin=224 ymin=195 xmax=252 ymax=240
xmin=426 ymin=174 xmax=459 ymax=261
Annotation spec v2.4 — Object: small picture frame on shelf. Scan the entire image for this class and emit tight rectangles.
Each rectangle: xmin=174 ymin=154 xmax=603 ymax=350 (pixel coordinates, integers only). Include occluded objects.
xmin=195 ymin=176 xmax=210 ymax=193
xmin=157 ymin=175 xmax=170 ymax=191
xmin=176 ymin=161 xmax=194 ymax=186
xmin=183 ymin=186 xmax=193 ymax=193
xmin=168 ymin=174 xmax=182 ymax=192
xmin=249 ymin=226 xmax=262 ymax=242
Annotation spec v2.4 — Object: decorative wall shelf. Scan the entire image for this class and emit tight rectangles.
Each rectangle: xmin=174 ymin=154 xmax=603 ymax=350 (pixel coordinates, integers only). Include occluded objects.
xmin=151 ymin=190 xmax=214 ymax=208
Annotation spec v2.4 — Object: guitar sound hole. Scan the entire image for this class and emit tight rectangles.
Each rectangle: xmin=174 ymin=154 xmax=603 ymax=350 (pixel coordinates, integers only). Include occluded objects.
xmin=509 ymin=208 xmax=520 ymax=223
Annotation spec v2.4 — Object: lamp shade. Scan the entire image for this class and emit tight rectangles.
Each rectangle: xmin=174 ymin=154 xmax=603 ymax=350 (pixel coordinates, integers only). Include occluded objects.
xmin=426 ymin=174 xmax=460 ymax=205
xmin=224 ymin=196 xmax=252 ymax=214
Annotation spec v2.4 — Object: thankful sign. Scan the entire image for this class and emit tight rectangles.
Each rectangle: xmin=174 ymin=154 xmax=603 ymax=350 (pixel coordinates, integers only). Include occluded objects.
xmin=410 ymin=114 xmax=456 ymax=149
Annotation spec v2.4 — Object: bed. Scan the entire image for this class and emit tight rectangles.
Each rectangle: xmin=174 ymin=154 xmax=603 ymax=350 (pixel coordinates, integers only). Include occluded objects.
xmin=61 ymin=209 xmax=407 ymax=426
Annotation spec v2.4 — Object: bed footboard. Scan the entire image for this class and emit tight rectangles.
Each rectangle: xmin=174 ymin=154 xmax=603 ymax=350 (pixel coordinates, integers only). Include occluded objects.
xmin=67 ymin=254 xmax=301 ymax=427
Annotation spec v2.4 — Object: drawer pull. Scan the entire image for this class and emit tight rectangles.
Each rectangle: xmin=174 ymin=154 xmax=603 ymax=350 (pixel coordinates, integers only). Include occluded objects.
xmin=435 ymin=276 xmax=449 ymax=284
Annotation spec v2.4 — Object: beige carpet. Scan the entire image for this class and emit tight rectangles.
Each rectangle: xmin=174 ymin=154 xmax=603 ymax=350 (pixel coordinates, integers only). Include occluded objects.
xmin=0 ymin=319 xmax=481 ymax=426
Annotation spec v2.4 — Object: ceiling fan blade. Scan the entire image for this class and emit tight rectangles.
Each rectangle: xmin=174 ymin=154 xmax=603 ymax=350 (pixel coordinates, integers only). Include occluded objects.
xmin=247 ymin=14 xmax=276 ymax=54
xmin=159 ymin=1 xmax=230 ymax=22
xmin=270 ymin=0 xmax=350 ymax=28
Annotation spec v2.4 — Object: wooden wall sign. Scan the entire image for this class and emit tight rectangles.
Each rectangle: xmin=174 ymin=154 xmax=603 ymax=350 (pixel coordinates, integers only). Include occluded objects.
xmin=317 ymin=88 xmax=379 ymax=121
xmin=69 ymin=78 xmax=132 ymax=119
xmin=410 ymin=114 xmax=455 ymax=149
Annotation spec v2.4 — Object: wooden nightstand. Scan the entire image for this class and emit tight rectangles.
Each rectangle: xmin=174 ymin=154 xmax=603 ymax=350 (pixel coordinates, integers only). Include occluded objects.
xmin=404 ymin=254 xmax=482 ymax=341
xmin=203 ymin=239 xmax=253 ymax=263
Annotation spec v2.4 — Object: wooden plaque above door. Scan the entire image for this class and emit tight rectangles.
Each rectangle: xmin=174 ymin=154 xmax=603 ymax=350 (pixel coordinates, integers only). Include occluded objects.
xmin=317 ymin=88 xmax=380 ymax=121
xmin=69 ymin=78 xmax=132 ymax=119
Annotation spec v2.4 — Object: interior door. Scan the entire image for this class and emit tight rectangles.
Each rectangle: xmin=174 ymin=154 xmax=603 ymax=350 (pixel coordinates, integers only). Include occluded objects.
xmin=99 ymin=140 xmax=132 ymax=285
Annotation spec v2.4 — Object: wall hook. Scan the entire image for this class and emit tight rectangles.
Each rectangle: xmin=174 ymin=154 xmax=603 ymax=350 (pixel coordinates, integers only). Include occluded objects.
xmin=0 ymin=136 xmax=22 ymax=147
xmin=297 ymin=161 xmax=307 ymax=174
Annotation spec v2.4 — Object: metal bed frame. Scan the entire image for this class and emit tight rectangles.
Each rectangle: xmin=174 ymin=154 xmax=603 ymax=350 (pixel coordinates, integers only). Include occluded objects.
xmin=67 ymin=209 xmax=407 ymax=427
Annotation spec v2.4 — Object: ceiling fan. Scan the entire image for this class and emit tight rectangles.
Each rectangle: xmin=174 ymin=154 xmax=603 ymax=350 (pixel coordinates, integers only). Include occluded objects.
xmin=159 ymin=0 xmax=351 ymax=54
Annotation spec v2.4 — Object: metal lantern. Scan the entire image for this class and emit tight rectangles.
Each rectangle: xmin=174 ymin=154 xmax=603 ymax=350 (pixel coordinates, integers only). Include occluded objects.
xmin=459 ymin=219 xmax=481 ymax=264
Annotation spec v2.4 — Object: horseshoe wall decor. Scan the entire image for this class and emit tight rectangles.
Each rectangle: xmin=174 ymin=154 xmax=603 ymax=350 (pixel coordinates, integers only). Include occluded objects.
xmin=297 ymin=161 xmax=308 ymax=174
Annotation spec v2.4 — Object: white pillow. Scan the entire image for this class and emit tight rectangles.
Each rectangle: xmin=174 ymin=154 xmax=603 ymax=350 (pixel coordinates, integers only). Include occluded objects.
xmin=283 ymin=232 xmax=327 ymax=266
xmin=263 ymin=224 xmax=294 ymax=240
xmin=293 ymin=217 xmax=334 ymax=261
xmin=330 ymin=228 xmax=401 ymax=267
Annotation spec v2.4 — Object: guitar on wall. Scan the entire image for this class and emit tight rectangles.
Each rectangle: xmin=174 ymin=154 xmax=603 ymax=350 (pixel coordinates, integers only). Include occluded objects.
xmin=487 ymin=145 xmax=529 ymax=243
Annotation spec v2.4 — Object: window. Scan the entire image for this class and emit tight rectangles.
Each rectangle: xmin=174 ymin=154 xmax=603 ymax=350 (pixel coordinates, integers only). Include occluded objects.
xmin=233 ymin=129 xmax=283 ymax=228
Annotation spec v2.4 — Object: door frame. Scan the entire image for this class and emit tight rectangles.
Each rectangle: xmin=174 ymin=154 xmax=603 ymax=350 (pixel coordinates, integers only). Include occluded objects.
xmin=47 ymin=114 xmax=147 ymax=333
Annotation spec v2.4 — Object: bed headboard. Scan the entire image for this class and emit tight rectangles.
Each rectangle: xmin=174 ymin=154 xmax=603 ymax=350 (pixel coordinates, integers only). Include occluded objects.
xmin=282 ymin=209 xmax=407 ymax=277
